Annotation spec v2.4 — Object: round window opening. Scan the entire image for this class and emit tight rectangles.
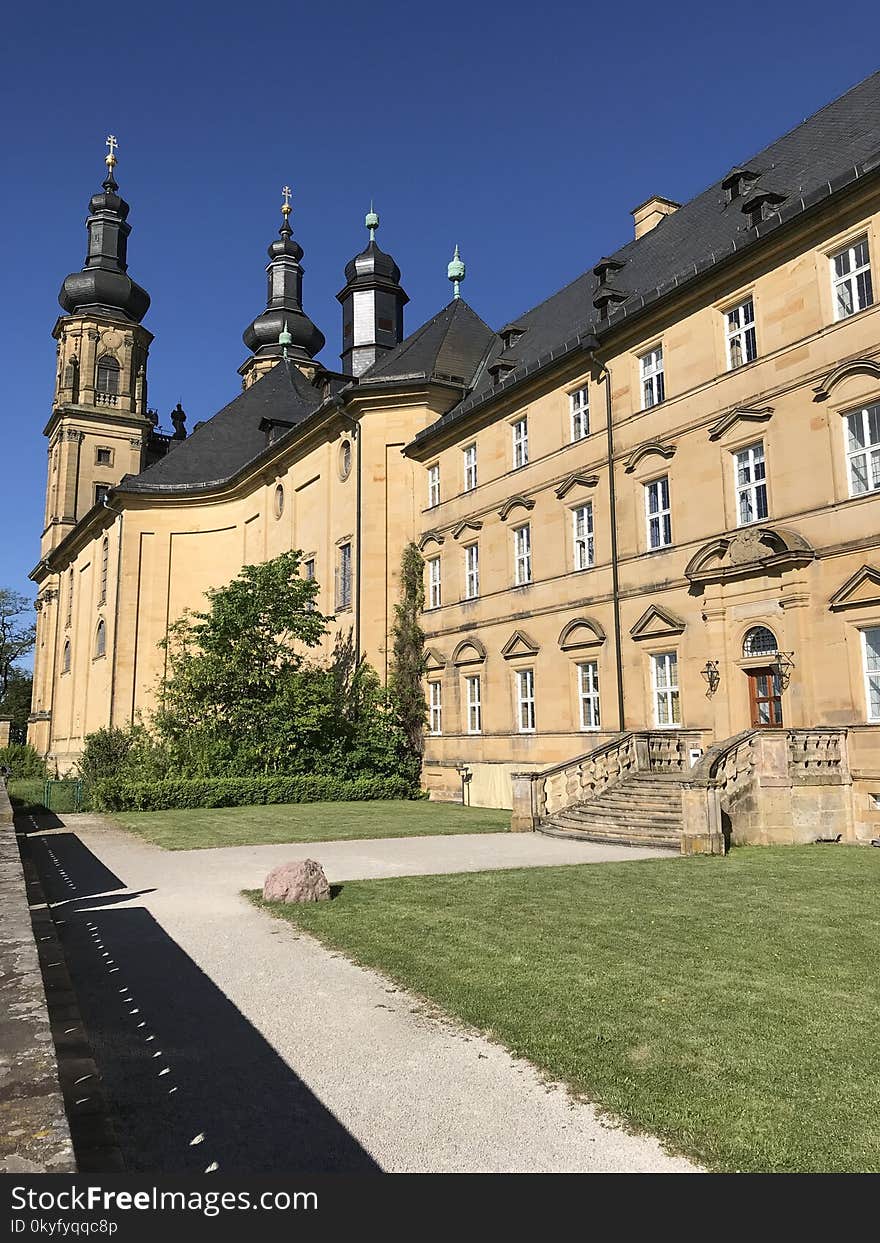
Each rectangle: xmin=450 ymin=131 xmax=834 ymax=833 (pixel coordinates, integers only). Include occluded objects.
xmin=743 ymin=626 xmax=777 ymax=657
xmin=274 ymin=483 xmax=285 ymax=518
xmin=339 ymin=439 xmax=353 ymax=481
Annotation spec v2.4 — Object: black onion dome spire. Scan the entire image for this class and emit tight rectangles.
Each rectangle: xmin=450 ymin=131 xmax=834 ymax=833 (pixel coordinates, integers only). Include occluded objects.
xmin=336 ymin=205 xmax=408 ymax=376
xmin=58 ymin=136 xmax=151 ymax=324
xmin=242 ymin=188 xmax=325 ymax=362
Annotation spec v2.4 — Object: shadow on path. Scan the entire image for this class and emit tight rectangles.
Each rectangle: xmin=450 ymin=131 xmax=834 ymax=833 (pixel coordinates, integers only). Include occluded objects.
xmin=32 ymin=830 xmax=379 ymax=1174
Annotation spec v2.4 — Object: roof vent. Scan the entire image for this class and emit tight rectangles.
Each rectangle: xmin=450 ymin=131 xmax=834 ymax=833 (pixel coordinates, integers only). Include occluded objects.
xmin=631 ymin=196 xmax=680 ymax=240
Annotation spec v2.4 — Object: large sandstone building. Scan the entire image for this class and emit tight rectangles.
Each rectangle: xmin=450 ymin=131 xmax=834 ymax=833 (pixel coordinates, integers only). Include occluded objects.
xmin=29 ymin=73 xmax=880 ymax=849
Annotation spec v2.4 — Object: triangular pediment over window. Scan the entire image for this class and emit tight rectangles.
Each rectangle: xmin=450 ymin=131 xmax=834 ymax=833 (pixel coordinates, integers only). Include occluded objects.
xmin=424 ymin=647 xmax=447 ymax=670
xmin=630 ymin=604 xmax=686 ymax=640
xmin=500 ymin=630 xmax=540 ymax=659
xmin=828 ymin=564 xmax=880 ymax=611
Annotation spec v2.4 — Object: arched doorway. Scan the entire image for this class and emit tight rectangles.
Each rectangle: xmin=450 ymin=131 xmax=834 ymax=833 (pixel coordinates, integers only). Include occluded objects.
xmin=743 ymin=626 xmax=783 ymax=726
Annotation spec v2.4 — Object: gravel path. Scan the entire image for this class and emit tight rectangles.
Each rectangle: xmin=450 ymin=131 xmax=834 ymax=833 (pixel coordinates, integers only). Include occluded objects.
xmin=32 ymin=818 xmax=697 ymax=1174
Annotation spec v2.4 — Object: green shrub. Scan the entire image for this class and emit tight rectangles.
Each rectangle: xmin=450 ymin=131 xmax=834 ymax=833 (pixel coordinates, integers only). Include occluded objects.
xmin=93 ymin=773 xmax=420 ymax=812
xmin=77 ymin=725 xmax=169 ymax=787
xmin=0 ymin=743 xmax=48 ymax=780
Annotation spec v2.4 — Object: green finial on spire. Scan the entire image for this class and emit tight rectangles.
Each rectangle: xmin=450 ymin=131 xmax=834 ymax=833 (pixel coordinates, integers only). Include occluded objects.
xmin=365 ymin=200 xmax=379 ymax=242
xmin=279 ymin=320 xmax=292 ymax=360
xmin=447 ymin=244 xmax=465 ymax=299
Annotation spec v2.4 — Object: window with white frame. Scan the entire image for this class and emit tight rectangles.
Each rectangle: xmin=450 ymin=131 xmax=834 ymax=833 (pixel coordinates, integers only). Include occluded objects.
xmin=845 ymin=402 xmax=880 ymax=496
xmin=427 ymin=556 xmax=442 ymax=609
xmin=651 ymin=651 xmax=681 ymax=727
xmin=512 ymin=417 xmax=529 ymax=468
xmin=725 ymin=297 xmax=757 ymax=369
xmin=644 ymin=476 xmax=672 ymax=549
xmin=734 ymin=441 xmax=768 ymax=525
xmin=464 ymin=543 xmax=479 ymax=599
xmin=862 ymin=628 xmax=880 ymax=722
xmin=514 ymin=523 xmax=532 ymax=584
xmin=573 ymin=503 xmax=594 ymax=570
xmin=570 ymin=387 xmax=589 ymax=441
xmin=578 ymin=661 xmax=600 ymax=730
xmin=640 ymin=346 xmax=665 ymax=409
xmin=831 ymin=235 xmax=873 ymax=321
xmin=427 ymin=463 xmax=440 ymax=508
xmin=517 ymin=668 xmax=536 ymax=732
xmin=335 ymin=542 xmax=353 ymax=610
xmin=465 ymin=675 xmax=482 ymax=734
xmin=428 ymin=681 xmax=442 ymax=734
xmin=463 ymin=444 xmax=477 ymax=492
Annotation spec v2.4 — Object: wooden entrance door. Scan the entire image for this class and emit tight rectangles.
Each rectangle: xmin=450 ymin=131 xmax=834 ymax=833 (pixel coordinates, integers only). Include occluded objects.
xmin=748 ymin=667 xmax=783 ymax=727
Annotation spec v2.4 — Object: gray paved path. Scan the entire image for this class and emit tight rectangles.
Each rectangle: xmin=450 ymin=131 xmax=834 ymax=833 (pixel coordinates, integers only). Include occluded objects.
xmin=32 ymin=817 xmax=697 ymax=1174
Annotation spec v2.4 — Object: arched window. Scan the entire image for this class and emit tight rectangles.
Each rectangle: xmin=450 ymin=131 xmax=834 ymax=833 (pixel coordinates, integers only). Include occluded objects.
xmin=95 ymin=355 xmax=120 ymax=396
xmin=94 ymin=619 xmax=106 ymax=659
xmin=62 ymin=639 xmax=71 ymax=673
xmin=743 ymin=626 xmax=777 ymax=657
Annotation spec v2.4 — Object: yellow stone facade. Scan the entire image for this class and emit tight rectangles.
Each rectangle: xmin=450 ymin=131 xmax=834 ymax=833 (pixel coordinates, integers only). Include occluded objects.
xmin=29 ymin=86 xmax=880 ymax=846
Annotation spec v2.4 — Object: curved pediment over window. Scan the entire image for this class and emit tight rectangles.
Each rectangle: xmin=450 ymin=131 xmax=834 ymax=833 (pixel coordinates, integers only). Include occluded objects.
xmin=500 ymin=629 xmax=540 ymax=659
xmin=555 ymin=472 xmax=599 ymax=499
xmin=813 ymin=358 xmax=880 ymax=401
xmin=685 ymin=525 xmax=815 ymax=585
xmin=418 ymin=530 xmax=445 ymax=551
xmin=828 ymin=564 xmax=880 ymax=611
xmin=623 ymin=440 xmax=677 ymax=474
xmin=498 ymin=495 xmax=535 ymax=522
xmin=424 ymin=647 xmax=448 ymax=670
xmin=558 ymin=617 xmax=606 ymax=650
xmin=708 ymin=405 xmax=774 ymax=441
xmin=452 ymin=636 xmax=487 ymax=666
xmin=452 ymin=519 xmax=483 ymax=540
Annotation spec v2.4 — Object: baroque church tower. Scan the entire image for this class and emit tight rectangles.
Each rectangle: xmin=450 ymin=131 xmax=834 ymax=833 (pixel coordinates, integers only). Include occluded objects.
xmin=43 ymin=137 xmax=155 ymax=560
xmin=337 ymin=206 xmax=408 ymax=376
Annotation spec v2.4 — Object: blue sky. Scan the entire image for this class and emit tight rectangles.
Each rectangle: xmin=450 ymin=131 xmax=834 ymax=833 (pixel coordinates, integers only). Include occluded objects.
xmin=1 ymin=0 xmax=879 ymax=614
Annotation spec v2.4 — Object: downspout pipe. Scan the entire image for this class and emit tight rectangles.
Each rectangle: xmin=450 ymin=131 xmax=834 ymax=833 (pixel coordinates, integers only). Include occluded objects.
xmin=586 ymin=344 xmax=625 ymax=731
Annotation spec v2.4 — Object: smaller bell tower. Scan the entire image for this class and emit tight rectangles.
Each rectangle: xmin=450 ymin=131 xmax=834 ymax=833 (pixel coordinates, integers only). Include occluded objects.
xmin=44 ymin=137 xmax=154 ymax=558
xmin=337 ymin=206 xmax=408 ymax=377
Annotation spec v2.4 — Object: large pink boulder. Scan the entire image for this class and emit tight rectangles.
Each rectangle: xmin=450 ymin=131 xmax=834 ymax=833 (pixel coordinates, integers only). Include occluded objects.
xmin=262 ymin=859 xmax=330 ymax=903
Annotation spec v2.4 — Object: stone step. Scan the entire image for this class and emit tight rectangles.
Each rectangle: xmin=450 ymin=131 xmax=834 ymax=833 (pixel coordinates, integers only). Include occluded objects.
xmin=552 ymin=807 xmax=681 ymax=832
xmin=539 ymin=822 xmax=680 ymax=850
xmin=562 ymin=805 xmax=683 ymax=827
xmin=595 ymin=792 xmax=683 ymax=811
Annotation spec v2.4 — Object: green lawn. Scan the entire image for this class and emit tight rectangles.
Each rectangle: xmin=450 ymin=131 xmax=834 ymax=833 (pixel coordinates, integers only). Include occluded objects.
xmin=112 ymin=799 xmax=510 ymax=850
xmin=251 ymin=847 xmax=880 ymax=1173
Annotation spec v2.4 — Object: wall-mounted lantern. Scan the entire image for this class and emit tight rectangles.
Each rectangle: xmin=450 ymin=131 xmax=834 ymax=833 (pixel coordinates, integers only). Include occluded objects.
xmin=771 ymin=650 xmax=795 ymax=690
xmin=700 ymin=660 xmax=721 ymax=696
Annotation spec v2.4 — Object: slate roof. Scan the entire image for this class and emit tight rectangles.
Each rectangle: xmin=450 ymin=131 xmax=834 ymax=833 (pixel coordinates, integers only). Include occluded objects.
xmin=358 ymin=297 xmax=496 ymax=388
xmin=118 ymin=360 xmax=324 ymax=493
xmin=411 ymin=68 xmax=880 ymax=446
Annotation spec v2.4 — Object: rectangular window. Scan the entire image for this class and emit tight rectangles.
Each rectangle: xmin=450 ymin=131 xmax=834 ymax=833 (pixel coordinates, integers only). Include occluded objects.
xmin=427 ymin=463 xmax=440 ymax=508
xmin=463 ymin=444 xmax=478 ymax=492
xmin=573 ymin=503 xmax=594 ymax=570
xmin=862 ymin=628 xmax=880 ymax=722
xmin=645 ymin=476 xmax=672 ymax=549
xmin=464 ymin=544 xmax=479 ymax=599
xmin=94 ymin=485 xmax=110 ymax=506
xmin=514 ymin=524 xmax=532 ymax=584
xmin=66 ymin=570 xmax=73 ymax=630
xmin=466 ymin=675 xmax=482 ymax=734
xmin=512 ymin=417 xmax=529 ymax=468
xmin=578 ymin=661 xmax=601 ymax=730
xmin=428 ymin=556 xmax=442 ymax=609
xmin=429 ymin=681 xmax=442 ymax=734
xmin=831 ymin=235 xmax=873 ymax=320
xmin=304 ymin=558 xmax=316 ymax=580
xmin=517 ymin=668 xmax=536 ymax=733
xmin=726 ymin=297 xmax=758 ymax=369
xmin=95 ymin=447 xmax=112 ymax=466
xmin=652 ymin=651 xmax=681 ymax=727
xmin=336 ymin=542 xmax=352 ymax=610
xmin=734 ymin=442 xmax=768 ymax=525
xmin=570 ymin=387 xmax=589 ymax=441
xmin=640 ymin=346 xmax=665 ymax=409
xmin=99 ymin=537 xmax=109 ymax=607
xmin=845 ymin=403 xmax=880 ymax=496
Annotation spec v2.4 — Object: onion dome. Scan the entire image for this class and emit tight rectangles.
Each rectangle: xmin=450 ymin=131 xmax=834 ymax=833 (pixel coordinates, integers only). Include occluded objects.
xmin=58 ymin=136 xmax=150 ymax=324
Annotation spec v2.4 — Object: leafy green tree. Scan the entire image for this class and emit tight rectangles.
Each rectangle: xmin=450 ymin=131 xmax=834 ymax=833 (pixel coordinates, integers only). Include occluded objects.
xmin=388 ymin=542 xmax=427 ymax=758
xmin=0 ymin=589 xmax=35 ymax=697
xmin=0 ymin=669 xmax=33 ymax=744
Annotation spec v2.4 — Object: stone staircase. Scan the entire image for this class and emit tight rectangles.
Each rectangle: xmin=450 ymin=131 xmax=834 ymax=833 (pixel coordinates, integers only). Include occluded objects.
xmin=538 ymin=770 xmax=686 ymax=849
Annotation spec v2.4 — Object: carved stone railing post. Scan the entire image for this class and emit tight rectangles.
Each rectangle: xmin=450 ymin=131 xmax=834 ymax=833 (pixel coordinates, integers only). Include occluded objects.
xmin=510 ymin=771 xmax=538 ymax=833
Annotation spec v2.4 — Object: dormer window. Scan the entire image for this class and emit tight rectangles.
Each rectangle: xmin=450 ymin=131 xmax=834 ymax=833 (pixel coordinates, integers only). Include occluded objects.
xmin=741 ymin=189 xmax=786 ymax=227
xmin=488 ymin=358 xmax=516 ymax=385
xmin=499 ymin=324 xmax=526 ymax=350
xmin=722 ymin=166 xmax=760 ymax=203
xmin=96 ymin=355 xmax=120 ymax=397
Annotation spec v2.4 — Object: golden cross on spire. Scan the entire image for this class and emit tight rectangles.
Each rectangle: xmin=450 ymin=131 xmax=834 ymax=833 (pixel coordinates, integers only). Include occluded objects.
xmin=281 ymin=185 xmax=292 ymax=217
xmin=105 ymin=134 xmax=118 ymax=168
